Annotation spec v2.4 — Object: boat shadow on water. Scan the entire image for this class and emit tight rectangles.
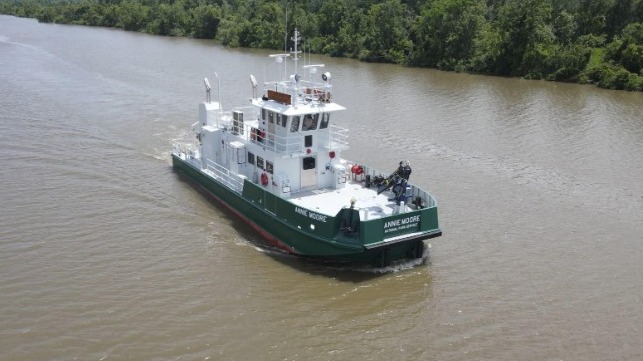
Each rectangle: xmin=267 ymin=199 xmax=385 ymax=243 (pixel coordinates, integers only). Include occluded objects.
xmin=248 ymin=241 xmax=432 ymax=283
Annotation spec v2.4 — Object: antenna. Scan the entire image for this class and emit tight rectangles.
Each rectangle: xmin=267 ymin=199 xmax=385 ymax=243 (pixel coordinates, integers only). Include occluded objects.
xmin=284 ymin=5 xmax=288 ymax=55
xmin=214 ymin=72 xmax=222 ymax=125
xmin=291 ymin=28 xmax=301 ymax=75
xmin=284 ymin=6 xmax=288 ymax=78
xmin=214 ymin=72 xmax=221 ymax=105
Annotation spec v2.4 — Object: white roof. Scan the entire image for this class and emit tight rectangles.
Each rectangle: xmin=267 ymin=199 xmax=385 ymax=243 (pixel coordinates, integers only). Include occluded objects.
xmin=251 ymin=98 xmax=346 ymax=115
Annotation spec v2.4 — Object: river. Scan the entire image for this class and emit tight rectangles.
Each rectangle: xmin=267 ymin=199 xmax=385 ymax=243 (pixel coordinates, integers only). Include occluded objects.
xmin=1 ymin=15 xmax=642 ymax=361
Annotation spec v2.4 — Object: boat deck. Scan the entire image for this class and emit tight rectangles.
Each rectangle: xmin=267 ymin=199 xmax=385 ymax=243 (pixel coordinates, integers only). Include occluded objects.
xmin=289 ymin=179 xmax=400 ymax=219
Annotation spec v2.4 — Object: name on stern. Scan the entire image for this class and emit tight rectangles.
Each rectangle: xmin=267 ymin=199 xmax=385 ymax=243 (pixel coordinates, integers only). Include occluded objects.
xmin=384 ymin=215 xmax=421 ymax=234
xmin=295 ymin=207 xmax=328 ymax=222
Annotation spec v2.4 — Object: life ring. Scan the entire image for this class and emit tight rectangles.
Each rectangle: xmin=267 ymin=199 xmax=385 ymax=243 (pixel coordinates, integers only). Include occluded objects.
xmin=260 ymin=172 xmax=269 ymax=186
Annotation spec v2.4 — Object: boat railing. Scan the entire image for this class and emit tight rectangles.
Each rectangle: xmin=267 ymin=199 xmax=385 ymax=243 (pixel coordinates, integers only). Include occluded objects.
xmin=357 ymin=164 xmax=438 ymax=209
xmin=329 ymin=124 xmax=349 ymax=148
xmin=216 ymin=108 xmax=349 ymax=155
xmin=230 ymin=118 xmax=346 ymax=155
xmin=173 ymin=143 xmax=201 ymax=165
xmin=268 ymin=80 xmax=333 ymax=105
xmin=205 ymin=159 xmax=245 ymax=193
xmin=242 ymin=123 xmax=304 ymax=154
xmin=314 ymin=125 xmax=349 ymax=151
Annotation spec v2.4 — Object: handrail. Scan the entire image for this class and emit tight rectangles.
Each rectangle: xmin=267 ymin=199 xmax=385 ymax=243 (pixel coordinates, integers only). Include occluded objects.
xmin=268 ymin=79 xmax=333 ymax=105
xmin=356 ymin=164 xmax=438 ymax=209
xmin=172 ymin=144 xmax=245 ymax=193
xmin=329 ymin=124 xmax=349 ymax=147
xmin=217 ymin=109 xmax=349 ymax=155
xmin=205 ymin=159 xmax=245 ymax=194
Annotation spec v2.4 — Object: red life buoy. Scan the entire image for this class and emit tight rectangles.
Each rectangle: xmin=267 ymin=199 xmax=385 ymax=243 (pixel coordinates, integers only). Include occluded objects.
xmin=351 ymin=165 xmax=364 ymax=175
xmin=260 ymin=172 xmax=269 ymax=186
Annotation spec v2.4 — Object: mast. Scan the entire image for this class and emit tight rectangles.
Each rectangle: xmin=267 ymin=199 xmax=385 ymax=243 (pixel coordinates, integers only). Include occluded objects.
xmin=291 ymin=29 xmax=301 ymax=75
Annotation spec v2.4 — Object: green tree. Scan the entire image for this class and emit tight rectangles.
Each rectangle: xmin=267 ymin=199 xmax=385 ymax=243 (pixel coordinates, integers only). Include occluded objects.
xmin=146 ymin=1 xmax=189 ymax=36
xmin=362 ymin=0 xmax=411 ymax=63
xmin=411 ymin=0 xmax=486 ymax=70
xmin=552 ymin=10 xmax=577 ymax=45
xmin=605 ymin=22 xmax=643 ymax=74
xmin=217 ymin=15 xmax=245 ymax=47
xmin=240 ymin=1 xmax=284 ymax=48
xmin=120 ymin=0 xmax=149 ymax=32
xmin=192 ymin=4 xmax=221 ymax=39
xmin=2 ymin=0 xmax=642 ymax=91
xmin=576 ymin=0 xmax=611 ymax=37
xmin=334 ymin=8 xmax=367 ymax=58
xmin=605 ymin=0 xmax=636 ymax=39
xmin=494 ymin=0 xmax=554 ymax=77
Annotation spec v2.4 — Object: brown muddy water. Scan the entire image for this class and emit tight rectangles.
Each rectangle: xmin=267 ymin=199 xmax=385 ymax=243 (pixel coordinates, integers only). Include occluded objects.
xmin=1 ymin=15 xmax=642 ymax=361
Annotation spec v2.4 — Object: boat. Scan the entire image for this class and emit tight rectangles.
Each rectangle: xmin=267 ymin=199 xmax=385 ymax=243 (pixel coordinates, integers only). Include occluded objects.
xmin=171 ymin=30 xmax=441 ymax=267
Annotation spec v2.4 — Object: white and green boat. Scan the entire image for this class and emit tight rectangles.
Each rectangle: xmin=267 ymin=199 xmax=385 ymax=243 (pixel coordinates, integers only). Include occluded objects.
xmin=172 ymin=30 xmax=441 ymax=267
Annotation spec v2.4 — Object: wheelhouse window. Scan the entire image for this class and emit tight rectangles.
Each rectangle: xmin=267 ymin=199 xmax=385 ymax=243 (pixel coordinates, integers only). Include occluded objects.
xmin=303 ymin=156 xmax=316 ymax=170
xmin=247 ymin=151 xmax=255 ymax=165
xmin=302 ymin=114 xmax=318 ymax=131
xmin=257 ymin=156 xmax=264 ymax=170
xmin=320 ymin=113 xmax=330 ymax=129
xmin=266 ymin=161 xmax=274 ymax=174
xmin=280 ymin=114 xmax=287 ymax=127
xmin=290 ymin=116 xmax=300 ymax=132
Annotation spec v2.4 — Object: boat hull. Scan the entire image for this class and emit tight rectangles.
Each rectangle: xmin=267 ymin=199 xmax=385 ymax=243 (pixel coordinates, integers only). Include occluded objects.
xmin=172 ymin=154 xmax=441 ymax=266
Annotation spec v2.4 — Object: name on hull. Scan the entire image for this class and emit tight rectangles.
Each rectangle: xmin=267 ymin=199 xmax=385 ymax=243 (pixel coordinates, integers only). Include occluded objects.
xmin=384 ymin=215 xmax=420 ymax=234
xmin=295 ymin=206 xmax=328 ymax=222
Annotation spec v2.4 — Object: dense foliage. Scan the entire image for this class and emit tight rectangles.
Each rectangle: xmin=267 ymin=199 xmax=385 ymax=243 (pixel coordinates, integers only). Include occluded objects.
xmin=1 ymin=0 xmax=642 ymax=90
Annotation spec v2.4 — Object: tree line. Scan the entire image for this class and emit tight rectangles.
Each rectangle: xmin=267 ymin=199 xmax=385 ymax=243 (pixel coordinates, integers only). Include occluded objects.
xmin=1 ymin=0 xmax=642 ymax=91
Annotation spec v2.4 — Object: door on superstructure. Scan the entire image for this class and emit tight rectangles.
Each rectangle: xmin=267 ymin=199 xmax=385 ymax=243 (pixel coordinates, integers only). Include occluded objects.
xmin=301 ymin=156 xmax=317 ymax=189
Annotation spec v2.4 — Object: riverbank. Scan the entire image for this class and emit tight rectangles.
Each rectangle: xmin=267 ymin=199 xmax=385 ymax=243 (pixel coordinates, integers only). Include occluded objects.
xmin=1 ymin=0 xmax=641 ymax=91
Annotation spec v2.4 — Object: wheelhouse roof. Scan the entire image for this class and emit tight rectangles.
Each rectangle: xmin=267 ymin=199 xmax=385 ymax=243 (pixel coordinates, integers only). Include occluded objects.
xmin=251 ymin=98 xmax=346 ymax=116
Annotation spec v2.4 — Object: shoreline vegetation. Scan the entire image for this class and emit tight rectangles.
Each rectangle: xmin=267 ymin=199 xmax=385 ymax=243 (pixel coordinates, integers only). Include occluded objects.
xmin=1 ymin=0 xmax=642 ymax=91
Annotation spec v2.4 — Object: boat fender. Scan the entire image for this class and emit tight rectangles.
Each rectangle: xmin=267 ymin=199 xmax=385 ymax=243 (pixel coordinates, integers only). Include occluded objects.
xmin=260 ymin=172 xmax=269 ymax=186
